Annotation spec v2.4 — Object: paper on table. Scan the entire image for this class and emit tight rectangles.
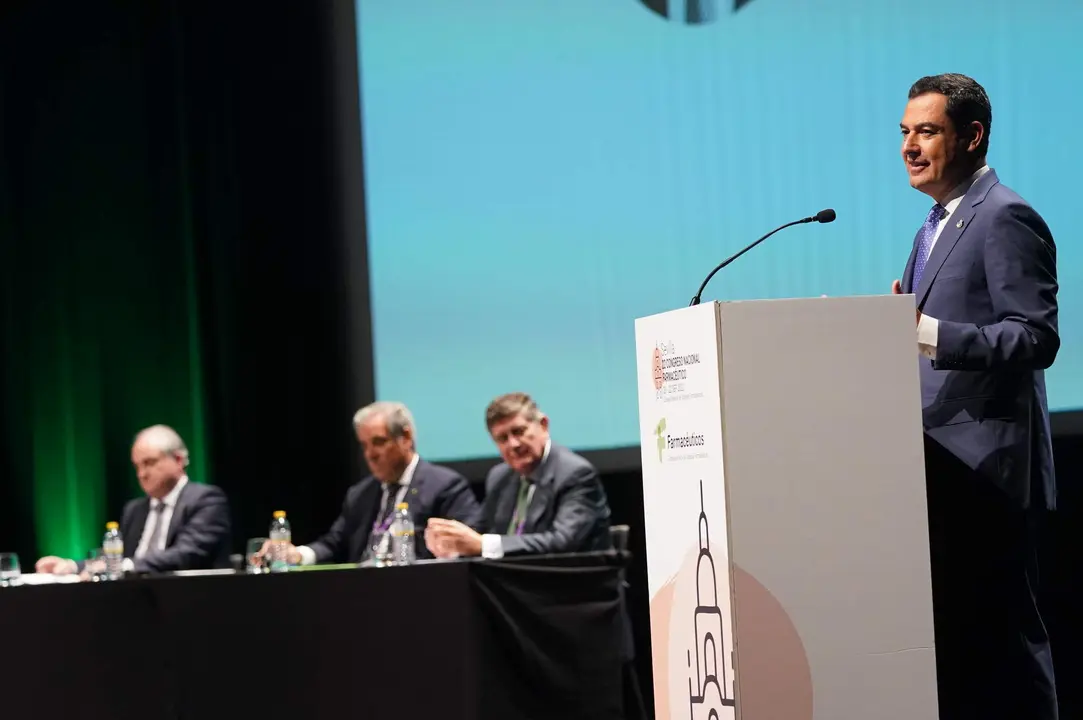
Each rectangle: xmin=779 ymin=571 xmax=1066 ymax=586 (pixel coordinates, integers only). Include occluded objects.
xmin=170 ymin=569 xmax=236 ymax=577
xmin=16 ymin=573 xmax=82 ymax=585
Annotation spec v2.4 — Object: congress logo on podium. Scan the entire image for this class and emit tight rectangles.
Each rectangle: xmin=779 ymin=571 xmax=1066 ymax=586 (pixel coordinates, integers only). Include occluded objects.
xmin=653 ymin=348 xmax=665 ymax=392
xmin=650 ymin=341 xmax=702 ymax=402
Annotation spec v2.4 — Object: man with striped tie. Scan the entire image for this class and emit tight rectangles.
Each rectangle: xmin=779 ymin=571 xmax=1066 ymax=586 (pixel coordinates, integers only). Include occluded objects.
xmin=281 ymin=401 xmax=481 ymax=565
xmin=895 ymin=73 xmax=1059 ymax=720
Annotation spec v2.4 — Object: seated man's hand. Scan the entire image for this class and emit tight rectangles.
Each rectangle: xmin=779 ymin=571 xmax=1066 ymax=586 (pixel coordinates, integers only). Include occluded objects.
xmin=35 ymin=556 xmax=77 ymax=575
xmin=423 ymin=526 xmax=454 ymax=559
xmin=425 ymin=518 xmax=482 ymax=558
xmin=258 ymin=539 xmax=301 ymax=566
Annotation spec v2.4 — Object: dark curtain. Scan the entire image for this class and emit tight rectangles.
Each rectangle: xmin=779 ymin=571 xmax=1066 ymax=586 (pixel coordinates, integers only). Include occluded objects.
xmin=0 ymin=0 xmax=374 ymax=561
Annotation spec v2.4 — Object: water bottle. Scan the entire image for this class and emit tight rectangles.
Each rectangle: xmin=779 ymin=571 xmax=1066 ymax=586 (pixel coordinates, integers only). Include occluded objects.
xmin=103 ymin=522 xmax=124 ymax=580
xmin=268 ymin=510 xmax=291 ymax=573
xmin=389 ymin=503 xmax=415 ymax=566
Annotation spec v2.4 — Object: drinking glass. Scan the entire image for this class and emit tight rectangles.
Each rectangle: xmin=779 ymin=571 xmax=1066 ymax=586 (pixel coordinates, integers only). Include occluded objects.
xmin=85 ymin=548 xmax=106 ymax=581
xmin=246 ymin=537 xmax=269 ymax=574
xmin=0 ymin=553 xmax=21 ymax=587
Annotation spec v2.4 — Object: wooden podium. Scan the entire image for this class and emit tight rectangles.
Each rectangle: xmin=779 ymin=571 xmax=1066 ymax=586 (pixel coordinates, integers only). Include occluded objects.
xmin=634 ymin=296 xmax=939 ymax=720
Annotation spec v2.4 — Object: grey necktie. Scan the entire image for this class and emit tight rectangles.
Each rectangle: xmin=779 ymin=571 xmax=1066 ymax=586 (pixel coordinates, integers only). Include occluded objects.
xmin=143 ymin=502 xmax=166 ymax=555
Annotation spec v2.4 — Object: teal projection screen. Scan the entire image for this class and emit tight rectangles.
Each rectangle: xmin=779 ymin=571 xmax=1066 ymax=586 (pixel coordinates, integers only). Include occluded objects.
xmin=355 ymin=1 xmax=1083 ymax=462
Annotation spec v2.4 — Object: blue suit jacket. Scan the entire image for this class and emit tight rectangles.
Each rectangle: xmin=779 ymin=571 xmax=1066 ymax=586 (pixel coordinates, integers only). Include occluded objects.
xmin=901 ymin=168 xmax=1059 ymax=509
xmin=307 ymin=458 xmax=480 ymax=563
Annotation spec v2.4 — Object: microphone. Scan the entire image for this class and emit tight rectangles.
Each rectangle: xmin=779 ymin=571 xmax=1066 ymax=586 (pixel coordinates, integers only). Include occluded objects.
xmin=689 ymin=209 xmax=836 ymax=306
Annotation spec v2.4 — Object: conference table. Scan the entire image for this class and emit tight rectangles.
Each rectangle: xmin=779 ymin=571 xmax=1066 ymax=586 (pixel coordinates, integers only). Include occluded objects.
xmin=0 ymin=551 xmax=629 ymax=720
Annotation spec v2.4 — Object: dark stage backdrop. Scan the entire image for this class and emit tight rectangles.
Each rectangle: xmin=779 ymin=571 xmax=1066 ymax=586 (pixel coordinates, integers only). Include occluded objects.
xmin=0 ymin=1 xmax=374 ymax=559
xmin=0 ymin=2 xmax=1079 ymax=718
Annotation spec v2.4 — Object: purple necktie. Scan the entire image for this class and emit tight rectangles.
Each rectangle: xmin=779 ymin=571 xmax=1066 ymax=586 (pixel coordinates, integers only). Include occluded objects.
xmin=912 ymin=204 xmax=946 ymax=290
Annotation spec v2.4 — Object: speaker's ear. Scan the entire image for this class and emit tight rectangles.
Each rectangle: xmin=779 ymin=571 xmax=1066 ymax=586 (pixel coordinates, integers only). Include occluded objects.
xmin=963 ymin=120 xmax=985 ymax=154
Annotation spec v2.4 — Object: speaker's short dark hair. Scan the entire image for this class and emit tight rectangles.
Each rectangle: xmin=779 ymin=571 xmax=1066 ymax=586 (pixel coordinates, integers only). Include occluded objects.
xmin=908 ymin=73 xmax=991 ymax=156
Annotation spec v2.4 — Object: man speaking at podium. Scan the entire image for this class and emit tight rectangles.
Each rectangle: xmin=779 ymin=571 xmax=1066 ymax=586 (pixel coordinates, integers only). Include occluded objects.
xmin=895 ymin=74 xmax=1059 ymax=719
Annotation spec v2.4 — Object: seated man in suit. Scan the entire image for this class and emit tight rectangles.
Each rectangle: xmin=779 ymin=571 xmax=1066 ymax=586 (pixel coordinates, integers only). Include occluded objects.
xmin=35 ymin=424 xmax=233 ymax=576
xmin=277 ymin=401 xmax=481 ymax=565
xmin=425 ymin=392 xmax=612 ymax=558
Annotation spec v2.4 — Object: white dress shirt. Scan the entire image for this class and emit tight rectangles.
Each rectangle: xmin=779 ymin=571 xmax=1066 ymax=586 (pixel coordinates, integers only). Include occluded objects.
xmin=916 ymin=164 xmax=991 ymax=358
xmin=481 ymin=438 xmax=552 ymax=560
xmin=296 ymin=452 xmax=419 ymax=566
xmin=122 ymin=475 xmax=189 ymax=572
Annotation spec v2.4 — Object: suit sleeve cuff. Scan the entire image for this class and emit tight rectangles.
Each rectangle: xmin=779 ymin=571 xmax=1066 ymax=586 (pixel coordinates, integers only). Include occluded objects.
xmin=917 ymin=313 xmax=939 ymax=359
xmin=296 ymin=545 xmax=317 ymax=566
xmin=481 ymin=534 xmax=504 ymax=559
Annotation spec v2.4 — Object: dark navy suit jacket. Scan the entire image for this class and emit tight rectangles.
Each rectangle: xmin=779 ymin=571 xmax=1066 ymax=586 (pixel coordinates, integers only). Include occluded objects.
xmin=901 ymin=168 xmax=1059 ymax=509
xmin=307 ymin=458 xmax=480 ymax=563
xmin=120 ymin=482 xmax=233 ymax=573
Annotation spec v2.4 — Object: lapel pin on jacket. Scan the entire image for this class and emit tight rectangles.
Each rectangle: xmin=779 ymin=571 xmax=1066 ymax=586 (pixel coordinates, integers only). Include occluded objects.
xmin=956 ymin=219 xmax=964 ymax=228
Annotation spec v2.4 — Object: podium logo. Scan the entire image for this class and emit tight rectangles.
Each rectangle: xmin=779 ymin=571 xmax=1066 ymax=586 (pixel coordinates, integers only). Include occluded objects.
xmin=653 ymin=417 xmax=708 ymax=463
xmin=635 ymin=0 xmax=757 ymax=25
xmin=654 ymin=417 xmax=668 ymax=461
xmin=651 ymin=340 xmax=702 ymax=402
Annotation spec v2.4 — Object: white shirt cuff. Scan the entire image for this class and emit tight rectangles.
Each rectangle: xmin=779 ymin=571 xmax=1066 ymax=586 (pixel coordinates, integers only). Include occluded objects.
xmin=917 ymin=313 xmax=938 ymax=359
xmin=122 ymin=558 xmax=135 ymax=573
xmin=296 ymin=545 xmax=317 ymax=566
xmin=481 ymin=534 xmax=505 ymax=559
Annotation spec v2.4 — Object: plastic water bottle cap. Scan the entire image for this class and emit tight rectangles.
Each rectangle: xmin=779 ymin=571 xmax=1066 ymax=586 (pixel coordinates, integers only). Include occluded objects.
xmin=395 ymin=503 xmax=408 ymax=510
xmin=105 ymin=521 xmax=119 ymax=530
xmin=273 ymin=511 xmax=286 ymax=519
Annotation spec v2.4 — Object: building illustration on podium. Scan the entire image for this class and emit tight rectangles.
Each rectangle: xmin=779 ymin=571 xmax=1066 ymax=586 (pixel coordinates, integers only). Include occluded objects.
xmin=648 ymin=475 xmax=737 ymax=720
xmin=687 ymin=480 xmax=736 ymax=716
